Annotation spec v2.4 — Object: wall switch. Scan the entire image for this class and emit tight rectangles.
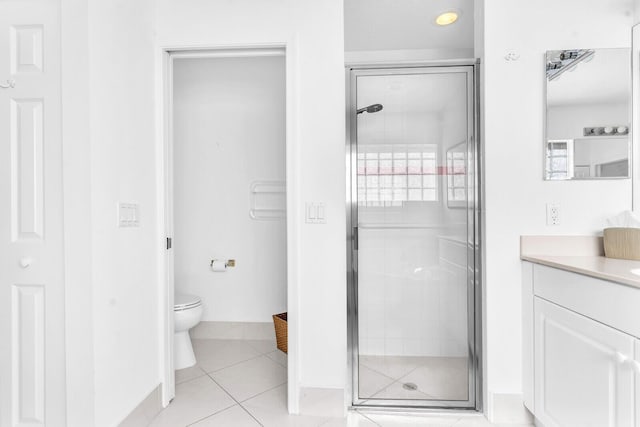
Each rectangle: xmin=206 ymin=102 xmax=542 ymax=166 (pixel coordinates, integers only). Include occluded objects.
xmin=305 ymin=202 xmax=326 ymax=224
xmin=118 ymin=202 xmax=140 ymax=227
xmin=546 ymin=203 xmax=560 ymax=226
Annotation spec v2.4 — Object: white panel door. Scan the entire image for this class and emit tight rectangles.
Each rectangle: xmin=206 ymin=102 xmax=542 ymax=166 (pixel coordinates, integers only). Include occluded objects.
xmin=534 ymin=298 xmax=636 ymax=427
xmin=0 ymin=1 xmax=66 ymax=426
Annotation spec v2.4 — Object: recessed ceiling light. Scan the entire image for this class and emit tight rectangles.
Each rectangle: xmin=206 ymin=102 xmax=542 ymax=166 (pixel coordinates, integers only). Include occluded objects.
xmin=436 ymin=11 xmax=459 ymax=26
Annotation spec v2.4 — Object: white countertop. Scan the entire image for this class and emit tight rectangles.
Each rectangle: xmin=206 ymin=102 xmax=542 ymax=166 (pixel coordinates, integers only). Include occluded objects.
xmin=521 ymin=254 xmax=640 ymax=288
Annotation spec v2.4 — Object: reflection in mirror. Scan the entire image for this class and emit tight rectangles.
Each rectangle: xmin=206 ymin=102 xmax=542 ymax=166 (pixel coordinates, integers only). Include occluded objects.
xmin=446 ymin=142 xmax=466 ymax=208
xmin=544 ymin=48 xmax=630 ymax=180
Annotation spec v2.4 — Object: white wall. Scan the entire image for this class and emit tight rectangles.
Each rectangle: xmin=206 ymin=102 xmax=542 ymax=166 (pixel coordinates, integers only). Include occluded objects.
xmin=87 ymin=0 xmax=160 ymax=425
xmin=173 ymin=56 xmax=287 ymax=322
xmin=61 ymin=0 xmax=95 ymax=425
xmin=157 ymin=0 xmax=346 ymax=390
xmin=482 ymin=0 xmax=633 ymax=408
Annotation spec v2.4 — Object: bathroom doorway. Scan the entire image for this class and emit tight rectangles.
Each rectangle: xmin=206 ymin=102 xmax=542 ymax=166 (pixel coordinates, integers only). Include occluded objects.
xmin=160 ymin=47 xmax=297 ymax=414
xmin=346 ymin=62 xmax=482 ymax=410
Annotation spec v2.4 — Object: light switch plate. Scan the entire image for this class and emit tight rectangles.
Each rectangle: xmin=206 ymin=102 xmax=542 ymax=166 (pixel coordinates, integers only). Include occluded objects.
xmin=306 ymin=202 xmax=326 ymax=224
xmin=118 ymin=202 xmax=140 ymax=227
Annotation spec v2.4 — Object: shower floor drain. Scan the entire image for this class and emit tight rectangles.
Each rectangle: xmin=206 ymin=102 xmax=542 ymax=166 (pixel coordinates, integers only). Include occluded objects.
xmin=402 ymin=382 xmax=418 ymax=391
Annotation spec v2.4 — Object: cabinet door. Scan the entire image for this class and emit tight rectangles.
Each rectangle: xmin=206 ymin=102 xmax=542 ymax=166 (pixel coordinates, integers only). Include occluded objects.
xmin=535 ymin=298 xmax=636 ymax=427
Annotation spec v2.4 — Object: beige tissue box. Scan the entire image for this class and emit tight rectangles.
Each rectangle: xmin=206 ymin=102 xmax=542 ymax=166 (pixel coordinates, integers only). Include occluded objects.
xmin=604 ymin=227 xmax=640 ymax=260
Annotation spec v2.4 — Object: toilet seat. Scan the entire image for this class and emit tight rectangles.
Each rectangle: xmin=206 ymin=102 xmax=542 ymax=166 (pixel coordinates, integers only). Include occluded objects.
xmin=174 ymin=294 xmax=202 ymax=311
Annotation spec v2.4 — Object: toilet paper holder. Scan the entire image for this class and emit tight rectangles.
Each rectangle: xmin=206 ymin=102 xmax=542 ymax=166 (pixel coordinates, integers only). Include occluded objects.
xmin=210 ymin=259 xmax=236 ymax=268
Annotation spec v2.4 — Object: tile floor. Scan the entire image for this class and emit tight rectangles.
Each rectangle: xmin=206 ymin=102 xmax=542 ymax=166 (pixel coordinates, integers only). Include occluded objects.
xmin=359 ymin=356 xmax=468 ymax=401
xmin=148 ymin=339 xmax=533 ymax=427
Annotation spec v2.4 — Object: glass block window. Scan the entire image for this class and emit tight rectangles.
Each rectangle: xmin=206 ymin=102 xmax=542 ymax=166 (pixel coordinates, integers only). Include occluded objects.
xmin=357 ymin=144 xmax=438 ymax=207
xmin=446 ymin=146 xmax=466 ymax=207
xmin=546 ymin=140 xmax=573 ymax=180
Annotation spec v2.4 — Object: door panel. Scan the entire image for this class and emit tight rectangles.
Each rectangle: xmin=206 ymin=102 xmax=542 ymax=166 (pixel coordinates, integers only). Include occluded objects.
xmin=349 ymin=66 xmax=477 ymax=409
xmin=0 ymin=1 xmax=65 ymax=426
xmin=534 ymin=298 xmax=635 ymax=427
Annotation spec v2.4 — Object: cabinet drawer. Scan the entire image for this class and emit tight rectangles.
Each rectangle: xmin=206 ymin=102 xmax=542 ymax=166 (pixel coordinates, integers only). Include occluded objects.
xmin=534 ymin=264 xmax=640 ymax=339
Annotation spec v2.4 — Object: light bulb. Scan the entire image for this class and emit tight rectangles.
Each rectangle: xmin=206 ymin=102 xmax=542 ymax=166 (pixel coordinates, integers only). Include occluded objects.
xmin=436 ymin=12 xmax=459 ymax=26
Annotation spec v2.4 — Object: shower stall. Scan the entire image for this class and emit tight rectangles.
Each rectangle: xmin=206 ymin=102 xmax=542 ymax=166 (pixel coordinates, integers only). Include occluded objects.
xmin=346 ymin=62 xmax=481 ymax=410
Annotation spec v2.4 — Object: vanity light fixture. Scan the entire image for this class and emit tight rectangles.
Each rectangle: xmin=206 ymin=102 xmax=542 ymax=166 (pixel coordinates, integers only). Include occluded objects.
xmin=436 ymin=11 xmax=459 ymax=26
xmin=583 ymin=125 xmax=629 ymax=137
xmin=546 ymin=49 xmax=595 ymax=81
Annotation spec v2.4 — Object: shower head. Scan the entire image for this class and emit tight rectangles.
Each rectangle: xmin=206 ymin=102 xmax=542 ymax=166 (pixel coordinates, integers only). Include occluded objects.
xmin=356 ymin=103 xmax=383 ymax=115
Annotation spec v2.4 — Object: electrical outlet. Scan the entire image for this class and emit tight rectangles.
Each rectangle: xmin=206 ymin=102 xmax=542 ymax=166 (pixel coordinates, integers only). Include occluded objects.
xmin=546 ymin=203 xmax=560 ymax=226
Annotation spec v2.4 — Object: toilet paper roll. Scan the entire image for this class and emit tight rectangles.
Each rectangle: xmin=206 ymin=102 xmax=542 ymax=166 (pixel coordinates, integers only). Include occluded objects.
xmin=210 ymin=260 xmax=227 ymax=272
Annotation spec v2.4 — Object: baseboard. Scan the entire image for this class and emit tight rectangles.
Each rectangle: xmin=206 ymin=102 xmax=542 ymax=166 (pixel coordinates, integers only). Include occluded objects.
xmin=299 ymin=387 xmax=346 ymax=418
xmin=487 ymin=392 xmax=534 ymax=424
xmin=190 ymin=321 xmax=275 ymax=340
xmin=118 ymin=384 xmax=163 ymax=427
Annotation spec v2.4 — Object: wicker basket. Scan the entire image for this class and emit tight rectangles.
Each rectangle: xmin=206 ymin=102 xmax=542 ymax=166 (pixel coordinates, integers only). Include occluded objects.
xmin=604 ymin=227 xmax=640 ymax=260
xmin=272 ymin=312 xmax=288 ymax=354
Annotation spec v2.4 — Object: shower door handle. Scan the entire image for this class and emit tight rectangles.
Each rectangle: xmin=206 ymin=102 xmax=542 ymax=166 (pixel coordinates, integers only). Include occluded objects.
xmin=353 ymin=226 xmax=358 ymax=251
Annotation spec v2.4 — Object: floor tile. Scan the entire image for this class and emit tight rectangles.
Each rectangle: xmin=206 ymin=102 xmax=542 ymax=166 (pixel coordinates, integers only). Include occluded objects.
xmin=246 ymin=339 xmax=278 ymax=355
xmin=193 ymin=339 xmax=261 ymax=373
xmin=149 ymin=375 xmax=236 ymax=427
xmin=210 ymin=355 xmax=286 ymax=402
xmin=450 ymin=417 xmax=491 ymax=427
xmin=359 ymin=356 xmax=423 ymax=380
xmin=266 ymin=349 xmax=288 ymax=367
xmin=453 ymin=417 xmax=533 ymax=427
xmin=372 ymin=380 xmax=433 ymax=400
xmin=190 ymin=405 xmax=261 ymax=426
xmin=242 ymin=384 xmax=329 ymax=427
xmin=357 ymin=365 xmax=396 ymax=398
xmin=397 ymin=358 xmax=468 ymax=401
xmin=176 ymin=365 xmax=206 ymax=384
xmin=364 ymin=413 xmax=460 ymax=427
xmin=319 ymin=412 xmax=378 ymax=427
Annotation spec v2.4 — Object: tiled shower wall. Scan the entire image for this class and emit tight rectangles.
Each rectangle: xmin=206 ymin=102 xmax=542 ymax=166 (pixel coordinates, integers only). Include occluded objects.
xmin=357 ymin=225 xmax=468 ymax=358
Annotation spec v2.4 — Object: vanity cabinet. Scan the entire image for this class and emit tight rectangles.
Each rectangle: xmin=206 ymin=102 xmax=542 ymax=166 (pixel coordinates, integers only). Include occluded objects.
xmin=523 ymin=262 xmax=640 ymax=427
xmin=534 ymin=298 xmax=636 ymax=427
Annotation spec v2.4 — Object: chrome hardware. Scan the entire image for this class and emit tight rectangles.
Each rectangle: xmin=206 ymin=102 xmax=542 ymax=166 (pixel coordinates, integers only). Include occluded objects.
xmin=210 ymin=259 xmax=236 ymax=268
xmin=353 ymin=226 xmax=358 ymax=250
xmin=0 ymin=79 xmax=15 ymax=89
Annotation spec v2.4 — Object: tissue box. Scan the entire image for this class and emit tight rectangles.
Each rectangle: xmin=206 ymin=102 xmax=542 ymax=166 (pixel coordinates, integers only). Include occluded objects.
xmin=603 ymin=227 xmax=640 ymax=260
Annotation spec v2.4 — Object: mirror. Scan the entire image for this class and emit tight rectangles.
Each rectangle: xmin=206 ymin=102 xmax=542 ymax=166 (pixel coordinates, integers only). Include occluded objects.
xmin=544 ymin=48 xmax=631 ymax=180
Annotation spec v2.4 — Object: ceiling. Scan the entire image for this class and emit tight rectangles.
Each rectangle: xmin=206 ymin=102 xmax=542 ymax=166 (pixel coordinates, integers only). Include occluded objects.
xmin=547 ymin=48 xmax=630 ymax=107
xmin=344 ymin=0 xmax=474 ymax=52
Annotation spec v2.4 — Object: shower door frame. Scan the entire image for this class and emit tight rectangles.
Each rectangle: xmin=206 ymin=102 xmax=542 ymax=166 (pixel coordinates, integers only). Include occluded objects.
xmin=345 ymin=60 xmax=483 ymax=411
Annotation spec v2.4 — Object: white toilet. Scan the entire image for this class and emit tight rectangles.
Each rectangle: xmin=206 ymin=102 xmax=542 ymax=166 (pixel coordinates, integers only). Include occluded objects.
xmin=174 ymin=293 xmax=203 ymax=370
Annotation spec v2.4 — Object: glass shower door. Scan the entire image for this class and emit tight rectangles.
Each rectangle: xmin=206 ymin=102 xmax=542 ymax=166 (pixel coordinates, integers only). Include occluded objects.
xmin=348 ymin=66 xmax=478 ymax=409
